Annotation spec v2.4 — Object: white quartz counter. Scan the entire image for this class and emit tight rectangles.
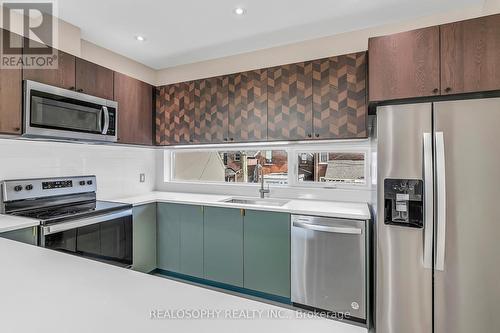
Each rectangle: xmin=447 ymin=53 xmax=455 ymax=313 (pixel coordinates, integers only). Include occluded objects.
xmin=110 ymin=191 xmax=371 ymax=220
xmin=0 ymin=237 xmax=366 ymax=333
xmin=0 ymin=214 xmax=39 ymax=233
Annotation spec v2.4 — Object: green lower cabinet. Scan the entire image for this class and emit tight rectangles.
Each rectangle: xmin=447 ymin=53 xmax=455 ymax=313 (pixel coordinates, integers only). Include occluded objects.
xmin=243 ymin=210 xmax=291 ymax=298
xmin=155 ymin=203 xmax=291 ymax=300
xmin=157 ymin=203 xmax=181 ymax=272
xmin=132 ymin=204 xmax=157 ymax=273
xmin=204 ymin=207 xmax=244 ymax=287
xmin=179 ymin=205 xmax=204 ymax=278
xmin=0 ymin=226 xmax=38 ymax=245
xmin=157 ymin=203 xmax=204 ymax=278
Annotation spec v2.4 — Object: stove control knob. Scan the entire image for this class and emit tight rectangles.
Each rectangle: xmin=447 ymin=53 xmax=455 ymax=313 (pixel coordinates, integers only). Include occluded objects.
xmin=79 ymin=180 xmax=86 ymax=186
xmin=25 ymin=184 xmax=33 ymax=191
xmin=14 ymin=185 xmax=23 ymax=192
xmin=87 ymin=180 xmax=93 ymax=185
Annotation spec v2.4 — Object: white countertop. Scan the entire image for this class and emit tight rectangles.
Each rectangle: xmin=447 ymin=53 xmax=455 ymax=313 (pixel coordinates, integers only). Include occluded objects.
xmin=0 ymin=214 xmax=39 ymax=233
xmin=111 ymin=191 xmax=371 ymax=220
xmin=0 ymin=237 xmax=366 ymax=333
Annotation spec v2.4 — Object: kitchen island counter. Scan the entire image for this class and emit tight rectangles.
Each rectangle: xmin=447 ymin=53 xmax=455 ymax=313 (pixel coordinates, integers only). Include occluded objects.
xmin=0 ymin=237 xmax=366 ymax=333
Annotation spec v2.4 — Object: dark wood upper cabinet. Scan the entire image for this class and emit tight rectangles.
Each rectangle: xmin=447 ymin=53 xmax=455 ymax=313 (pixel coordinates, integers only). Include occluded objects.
xmin=114 ymin=72 xmax=153 ymax=145
xmin=228 ymin=69 xmax=268 ymax=142
xmin=267 ymin=62 xmax=313 ymax=141
xmin=75 ymin=58 xmax=114 ymax=99
xmin=0 ymin=29 xmax=22 ymax=134
xmin=368 ymin=26 xmax=440 ymax=101
xmin=312 ymin=52 xmax=368 ymax=139
xmin=193 ymin=76 xmax=229 ymax=144
xmin=22 ymin=40 xmax=76 ymax=90
xmin=156 ymin=82 xmax=194 ymax=145
xmin=441 ymin=14 xmax=500 ymax=95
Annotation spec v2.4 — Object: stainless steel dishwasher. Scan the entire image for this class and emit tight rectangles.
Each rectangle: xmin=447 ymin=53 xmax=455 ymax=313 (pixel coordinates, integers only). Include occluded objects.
xmin=291 ymin=214 xmax=368 ymax=323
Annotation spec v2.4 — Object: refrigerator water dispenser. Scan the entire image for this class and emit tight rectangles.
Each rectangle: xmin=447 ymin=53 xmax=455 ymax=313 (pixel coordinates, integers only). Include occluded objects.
xmin=384 ymin=179 xmax=423 ymax=228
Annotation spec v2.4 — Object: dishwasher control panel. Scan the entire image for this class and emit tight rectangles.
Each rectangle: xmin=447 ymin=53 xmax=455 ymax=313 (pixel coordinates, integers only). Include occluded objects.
xmin=384 ymin=178 xmax=423 ymax=228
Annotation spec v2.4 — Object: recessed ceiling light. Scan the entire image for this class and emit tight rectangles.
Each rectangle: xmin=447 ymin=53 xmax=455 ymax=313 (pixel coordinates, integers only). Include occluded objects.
xmin=135 ymin=35 xmax=146 ymax=42
xmin=234 ymin=7 xmax=246 ymax=16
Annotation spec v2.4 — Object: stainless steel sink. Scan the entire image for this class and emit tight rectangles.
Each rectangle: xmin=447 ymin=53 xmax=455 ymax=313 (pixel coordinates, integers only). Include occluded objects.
xmin=222 ymin=197 xmax=289 ymax=207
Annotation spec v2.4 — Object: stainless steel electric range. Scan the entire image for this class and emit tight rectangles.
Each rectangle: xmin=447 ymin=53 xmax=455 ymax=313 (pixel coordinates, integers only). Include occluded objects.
xmin=0 ymin=176 xmax=132 ymax=268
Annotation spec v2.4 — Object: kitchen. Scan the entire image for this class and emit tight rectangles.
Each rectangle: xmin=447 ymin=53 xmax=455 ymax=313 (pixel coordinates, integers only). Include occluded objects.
xmin=1 ymin=1 xmax=500 ymax=332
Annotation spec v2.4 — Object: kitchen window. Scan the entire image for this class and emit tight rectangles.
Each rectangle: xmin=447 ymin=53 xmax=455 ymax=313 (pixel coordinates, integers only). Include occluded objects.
xmin=296 ymin=151 xmax=367 ymax=185
xmin=167 ymin=143 xmax=370 ymax=188
xmin=172 ymin=149 xmax=288 ymax=185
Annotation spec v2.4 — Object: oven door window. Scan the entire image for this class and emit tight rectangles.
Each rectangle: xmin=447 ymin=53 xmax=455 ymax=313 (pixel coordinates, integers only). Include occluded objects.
xmin=44 ymin=229 xmax=77 ymax=254
xmin=99 ymin=217 xmax=132 ymax=265
xmin=44 ymin=214 xmax=132 ymax=267
xmin=30 ymin=91 xmax=105 ymax=134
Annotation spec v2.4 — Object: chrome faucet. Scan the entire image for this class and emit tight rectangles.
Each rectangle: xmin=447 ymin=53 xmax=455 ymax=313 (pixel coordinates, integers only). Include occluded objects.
xmin=258 ymin=163 xmax=270 ymax=199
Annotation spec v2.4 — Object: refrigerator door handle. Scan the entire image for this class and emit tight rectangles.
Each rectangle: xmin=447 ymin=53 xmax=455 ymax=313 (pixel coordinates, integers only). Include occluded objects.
xmin=435 ymin=131 xmax=447 ymax=271
xmin=423 ymin=132 xmax=433 ymax=269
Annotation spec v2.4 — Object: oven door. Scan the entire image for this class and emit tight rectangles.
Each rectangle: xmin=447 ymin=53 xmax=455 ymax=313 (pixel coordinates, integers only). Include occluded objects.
xmin=24 ymin=80 xmax=117 ymax=142
xmin=41 ymin=209 xmax=132 ymax=268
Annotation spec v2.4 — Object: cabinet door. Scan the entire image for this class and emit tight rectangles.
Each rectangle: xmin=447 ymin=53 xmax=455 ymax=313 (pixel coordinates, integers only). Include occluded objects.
xmin=132 ymin=204 xmax=157 ymax=273
xmin=312 ymin=52 xmax=368 ymax=139
xmin=0 ymin=29 xmax=22 ymax=134
xmin=22 ymin=42 xmax=76 ymax=90
xmin=204 ymin=207 xmax=243 ymax=286
xmin=75 ymin=58 xmax=114 ymax=99
xmin=228 ymin=69 xmax=267 ymax=142
xmin=368 ymin=27 xmax=440 ymax=101
xmin=268 ymin=62 xmax=313 ymax=140
xmin=441 ymin=14 xmax=500 ymax=95
xmin=179 ymin=205 xmax=204 ymax=278
xmin=193 ymin=76 xmax=229 ymax=143
xmin=244 ymin=210 xmax=290 ymax=297
xmin=157 ymin=203 xmax=181 ymax=272
xmin=0 ymin=227 xmax=37 ymax=245
xmin=156 ymin=82 xmax=194 ymax=145
xmin=114 ymin=72 xmax=153 ymax=145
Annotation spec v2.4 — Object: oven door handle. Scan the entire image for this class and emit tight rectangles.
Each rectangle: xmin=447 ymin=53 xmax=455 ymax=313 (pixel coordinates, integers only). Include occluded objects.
xmin=42 ymin=209 xmax=132 ymax=235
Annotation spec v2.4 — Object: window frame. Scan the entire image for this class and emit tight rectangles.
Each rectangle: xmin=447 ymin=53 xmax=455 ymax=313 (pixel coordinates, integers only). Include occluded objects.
xmin=289 ymin=146 xmax=370 ymax=189
xmin=164 ymin=140 xmax=371 ymax=190
xmin=167 ymin=147 xmax=290 ymax=188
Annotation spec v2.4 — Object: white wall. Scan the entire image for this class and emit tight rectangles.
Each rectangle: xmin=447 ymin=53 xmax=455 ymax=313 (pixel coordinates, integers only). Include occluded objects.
xmin=156 ymin=2 xmax=500 ymax=85
xmin=0 ymin=139 xmax=158 ymax=200
xmin=80 ymin=40 xmax=156 ymax=85
xmin=0 ymin=5 xmax=156 ymax=85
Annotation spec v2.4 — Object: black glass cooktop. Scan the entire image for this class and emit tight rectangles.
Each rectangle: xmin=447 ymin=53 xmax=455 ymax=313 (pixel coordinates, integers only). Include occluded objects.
xmin=11 ymin=200 xmax=131 ymax=225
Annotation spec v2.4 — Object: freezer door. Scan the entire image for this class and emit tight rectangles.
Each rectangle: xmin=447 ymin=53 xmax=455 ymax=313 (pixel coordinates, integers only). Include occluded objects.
xmin=434 ymin=98 xmax=500 ymax=333
xmin=376 ymin=103 xmax=433 ymax=333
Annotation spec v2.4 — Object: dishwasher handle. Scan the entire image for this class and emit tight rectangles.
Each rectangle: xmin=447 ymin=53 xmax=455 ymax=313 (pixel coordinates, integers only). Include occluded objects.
xmin=292 ymin=220 xmax=362 ymax=235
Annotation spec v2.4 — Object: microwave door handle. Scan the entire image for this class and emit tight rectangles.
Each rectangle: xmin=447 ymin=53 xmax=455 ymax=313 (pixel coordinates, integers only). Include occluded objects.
xmin=101 ymin=106 xmax=109 ymax=134
xmin=423 ymin=132 xmax=433 ymax=269
xmin=435 ymin=132 xmax=447 ymax=271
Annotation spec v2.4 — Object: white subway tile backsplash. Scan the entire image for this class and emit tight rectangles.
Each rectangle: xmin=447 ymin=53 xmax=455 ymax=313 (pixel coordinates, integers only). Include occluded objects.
xmin=0 ymin=139 xmax=158 ymax=200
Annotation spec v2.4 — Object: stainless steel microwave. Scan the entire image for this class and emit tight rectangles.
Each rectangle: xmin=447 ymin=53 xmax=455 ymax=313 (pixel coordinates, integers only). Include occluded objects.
xmin=23 ymin=80 xmax=118 ymax=142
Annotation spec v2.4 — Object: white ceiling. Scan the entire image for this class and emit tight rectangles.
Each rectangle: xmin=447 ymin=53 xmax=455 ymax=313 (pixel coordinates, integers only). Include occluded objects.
xmin=55 ymin=0 xmax=482 ymax=69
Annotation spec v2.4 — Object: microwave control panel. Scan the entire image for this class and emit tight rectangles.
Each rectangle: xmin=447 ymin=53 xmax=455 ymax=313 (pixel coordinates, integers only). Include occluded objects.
xmin=107 ymin=109 xmax=116 ymax=136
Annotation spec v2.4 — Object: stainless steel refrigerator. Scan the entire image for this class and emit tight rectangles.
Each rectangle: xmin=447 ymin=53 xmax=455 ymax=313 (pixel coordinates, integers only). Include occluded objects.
xmin=376 ymin=98 xmax=500 ymax=333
